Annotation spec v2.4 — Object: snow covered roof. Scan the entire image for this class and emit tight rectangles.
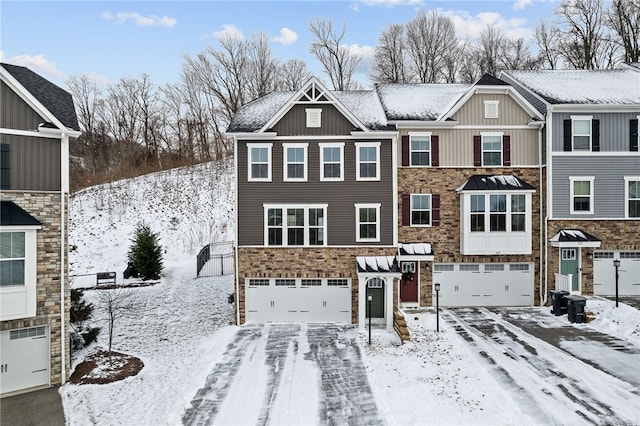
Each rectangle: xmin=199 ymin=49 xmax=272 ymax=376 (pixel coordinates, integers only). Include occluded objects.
xmin=398 ymin=243 xmax=433 ymax=257
xmin=376 ymin=83 xmax=471 ymax=121
xmin=356 ymin=256 xmax=400 ymax=273
xmin=504 ymin=70 xmax=640 ymax=105
xmin=332 ymin=90 xmax=389 ymax=130
xmin=457 ymin=175 xmax=535 ymax=192
xmin=550 ymin=229 xmax=602 ymax=248
xmin=227 ymin=92 xmax=292 ymax=133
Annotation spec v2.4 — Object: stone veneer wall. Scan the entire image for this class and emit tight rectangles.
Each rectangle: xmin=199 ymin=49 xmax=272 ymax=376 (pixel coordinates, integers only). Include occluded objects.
xmin=0 ymin=191 xmax=70 ymax=386
xmin=237 ymin=246 xmax=398 ymax=324
xmin=547 ymin=220 xmax=640 ymax=296
xmin=398 ymin=167 xmax=544 ymax=306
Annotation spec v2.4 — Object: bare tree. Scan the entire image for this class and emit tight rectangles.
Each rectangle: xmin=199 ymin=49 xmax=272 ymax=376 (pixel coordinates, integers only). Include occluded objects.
xmin=499 ymin=38 xmax=539 ymax=70
xmin=278 ymin=59 xmax=313 ymax=90
xmin=535 ymin=19 xmax=562 ymax=69
xmin=441 ymin=39 xmax=470 ymax=83
xmin=247 ymin=31 xmax=280 ymax=97
xmin=308 ymin=18 xmax=362 ymax=90
xmin=477 ymin=25 xmax=506 ymax=76
xmin=607 ymin=0 xmax=640 ymax=63
xmin=459 ymin=46 xmax=484 ymax=83
xmin=370 ymin=23 xmax=411 ymax=83
xmin=405 ymin=10 xmax=458 ymax=83
xmin=94 ymin=288 xmax=138 ymax=364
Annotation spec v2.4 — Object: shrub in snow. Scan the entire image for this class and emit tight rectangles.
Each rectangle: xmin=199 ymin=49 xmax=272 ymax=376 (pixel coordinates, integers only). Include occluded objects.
xmin=70 ymin=288 xmax=101 ymax=349
xmin=129 ymin=223 xmax=163 ymax=280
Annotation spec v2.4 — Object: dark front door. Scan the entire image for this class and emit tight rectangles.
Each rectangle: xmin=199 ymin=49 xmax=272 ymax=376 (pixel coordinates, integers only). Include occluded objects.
xmin=366 ymin=279 xmax=385 ymax=319
xmin=400 ymin=262 xmax=418 ymax=303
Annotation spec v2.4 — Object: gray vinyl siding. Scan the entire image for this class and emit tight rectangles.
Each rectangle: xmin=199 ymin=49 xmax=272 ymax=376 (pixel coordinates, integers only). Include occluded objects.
xmin=237 ymin=139 xmax=394 ymax=246
xmin=452 ymin=93 xmax=533 ymax=126
xmin=552 ymin=112 xmax=640 ymax=152
xmin=0 ymin=81 xmax=45 ymax=130
xmin=0 ymin=134 xmax=61 ymax=191
xmin=551 ymin=156 xmax=639 ymax=218
xmin=273 ymin=104 xmax=356 ymax=136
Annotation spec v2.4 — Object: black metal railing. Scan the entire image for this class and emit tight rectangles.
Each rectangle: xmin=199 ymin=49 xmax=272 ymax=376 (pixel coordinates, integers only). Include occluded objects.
xmin=196 ymin=243 xmax=234 ymax=277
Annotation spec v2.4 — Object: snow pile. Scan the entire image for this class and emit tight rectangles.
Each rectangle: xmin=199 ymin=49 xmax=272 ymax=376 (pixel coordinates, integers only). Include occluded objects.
xmin=586 ymin=298 xmax=640 ymax=346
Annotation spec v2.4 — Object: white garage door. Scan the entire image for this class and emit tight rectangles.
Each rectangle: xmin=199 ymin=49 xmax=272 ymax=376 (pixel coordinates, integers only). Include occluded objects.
xmin=0 ymin=326 xmax=49 ymax=395
xmin=433 ymin=263 xmax=534 ymax=307
xmin=245 ymin=278 xmax=351 ymax=323
xmin=594 ymin=251 xmax=640 ymax=296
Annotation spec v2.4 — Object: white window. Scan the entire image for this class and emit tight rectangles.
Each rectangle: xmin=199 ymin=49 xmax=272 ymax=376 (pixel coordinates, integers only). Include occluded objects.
xmin=410 ymin=194 xmax=432 ymax=226
xmin=482 ymin=133 xmax=503 ymax=166
xmin=283 ymin=143 xmax=308 ymax=182
xmin=469 ymin=194 xmax=526 ymax=233
xmin=356 ymin=142 xmax=380 ymax=181
xmin=625 ymin=176 xmax=640 ymax=219
xmin=409 ymin=133 xmax=431 ymax=166
xmin=484 ymin=100 xmax=499 ymax=119
xmin=355 ymin=203 xmax=380 ymax=242
xmin=264 ymin=204 xmax=327 ymax=246
xmin=571 ymin=116 xmax=592 ymax=151
xmin=306 ymin=108 xmax=322 ymax=128
xmin=1 ymin=228 xmax=39 ymax=321
xmin=401 ymin=262 xmax=416 ymax=273
xmin=570 ymin=177 xmax=595 ymax=214
xmin=247 ymin=143 xmax=272 ymax=182
xmin=0 ymin=232 xmax=25 ymax=286
xmin=319 ymin=142 xmax=344 ymax=181
xmin=511 ymin=194 xmax=526 ymax=231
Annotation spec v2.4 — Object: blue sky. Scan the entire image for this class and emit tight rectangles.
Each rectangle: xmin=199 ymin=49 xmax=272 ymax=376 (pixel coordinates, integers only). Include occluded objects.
xmin=1 ymin=0 xmax=559 ymax=88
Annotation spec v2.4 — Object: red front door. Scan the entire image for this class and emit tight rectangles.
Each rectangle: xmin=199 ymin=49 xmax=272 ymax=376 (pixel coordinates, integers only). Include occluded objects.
xmin=400 ymin=262 xmax=418 ymax=303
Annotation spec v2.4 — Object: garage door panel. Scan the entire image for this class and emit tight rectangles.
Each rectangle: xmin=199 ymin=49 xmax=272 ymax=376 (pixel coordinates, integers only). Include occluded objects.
xmin=1 ymin=327 xmax=49 ymax=395
xmin=594 ymin=252 xmax=640 ymax=296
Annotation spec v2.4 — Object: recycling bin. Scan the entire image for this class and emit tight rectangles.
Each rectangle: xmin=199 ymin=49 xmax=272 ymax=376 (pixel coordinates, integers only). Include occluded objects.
xmin=565 ymin=295 xmax=587 ymax=323
xmin=550 ymin=290 xmax=570 ymax=316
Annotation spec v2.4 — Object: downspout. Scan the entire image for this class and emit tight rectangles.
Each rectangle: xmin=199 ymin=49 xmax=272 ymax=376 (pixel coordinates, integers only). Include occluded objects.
xmin=542 ymin=110 xmax=553 ymax=306
xmin=233 ymin=136 xmax=240 ymax=326
xmin=538 ymin=124 xmax=545 ymax=307
xmin=60 ymin=132 xmax=69 ymax=384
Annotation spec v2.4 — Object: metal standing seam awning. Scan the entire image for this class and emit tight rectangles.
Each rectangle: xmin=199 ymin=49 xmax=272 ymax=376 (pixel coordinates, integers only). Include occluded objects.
xmin=549 ymin=229 xmax=602 ymax=248
xmin=397 ymin=242 xmax=435 ymax=261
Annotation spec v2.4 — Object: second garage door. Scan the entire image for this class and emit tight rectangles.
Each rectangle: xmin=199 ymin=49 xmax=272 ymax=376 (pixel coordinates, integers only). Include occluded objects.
xmin=433 ymin=263 xmax=534 ymax=307
xmin=0 ymin=326 xmax=49 ymax=395
xmin=593 ymin=251 xmax=640 ymax=296
xmin=245 ymin=278 xmax=351 ymax=323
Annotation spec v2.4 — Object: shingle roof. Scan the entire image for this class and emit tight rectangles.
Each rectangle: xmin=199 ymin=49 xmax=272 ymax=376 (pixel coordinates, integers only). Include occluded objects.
xmin=375 ymin=83 xmax=471 ymax=121
xmin=475 ymin=74 xmax=510 ymax=86
xmin=0 ymin=201 xmax=42 ymax=226
xmin=1 ymin=63 xmax=80 ymax=131
xmin=457 ymin=175 xmax=535 ymax=192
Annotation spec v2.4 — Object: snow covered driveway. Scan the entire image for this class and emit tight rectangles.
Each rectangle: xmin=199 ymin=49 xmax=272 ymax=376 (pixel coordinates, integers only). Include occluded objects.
xmin=183 ymin=323 xmax=383 ymax=425
xmin=445 ymin=307 xmax=640 ymax=425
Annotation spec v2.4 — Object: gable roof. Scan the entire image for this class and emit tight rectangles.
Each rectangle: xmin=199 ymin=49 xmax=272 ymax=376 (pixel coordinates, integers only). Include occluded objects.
xmin=457 ymin=175 xmax=536 ymax=192
xmin=475 ymin=74 xmax=510 ymax=86
xmin=376 ymin=83 xmax=471 ymax=121
xmin=502 ymin=69 xmax=640 ymax=105
xmin=0 ymin=201 xmax=42 ymax=227
xmin=1 ymin=63 xmax=80 ymax=132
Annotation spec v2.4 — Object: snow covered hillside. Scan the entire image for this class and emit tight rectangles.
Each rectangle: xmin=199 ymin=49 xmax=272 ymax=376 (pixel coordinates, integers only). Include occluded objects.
xmin=69 ymin=158 xmax=234 ymax=276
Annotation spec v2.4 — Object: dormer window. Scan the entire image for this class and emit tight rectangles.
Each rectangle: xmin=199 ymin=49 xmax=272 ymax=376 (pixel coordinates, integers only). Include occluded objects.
xmin=484 ymin=100 xmax=499 ymax=119
xmin=306 ymin=108 xmax=322 ymax=128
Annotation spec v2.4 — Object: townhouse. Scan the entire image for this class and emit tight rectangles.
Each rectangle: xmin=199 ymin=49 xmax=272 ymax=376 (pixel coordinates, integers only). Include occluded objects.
xmin=502 ymin=69 xmax=640 ymax=298
xmin=0 ymin=63 xmax=80 ymax=395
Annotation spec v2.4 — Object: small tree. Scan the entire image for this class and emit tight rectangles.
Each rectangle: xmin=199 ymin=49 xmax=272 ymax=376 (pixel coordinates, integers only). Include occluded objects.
xmin=95 ymin=288 xmax=138 ymax=364
xmin=129 ymin=223 xmax=163 ymax=280
xmin=70 ymin=288 xmax=100 ymax=349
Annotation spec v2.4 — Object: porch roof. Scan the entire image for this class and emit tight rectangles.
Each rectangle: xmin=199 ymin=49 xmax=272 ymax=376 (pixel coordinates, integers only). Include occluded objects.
xmin=398 ymin=243 xmax=434 ymax=261
xmin=356 ymin=256 xmax=400 ymax=273
xmin=0 ymin=201 xmax=42 ymax=227
xmin=550 ymin=229 xmax=602 ymax=248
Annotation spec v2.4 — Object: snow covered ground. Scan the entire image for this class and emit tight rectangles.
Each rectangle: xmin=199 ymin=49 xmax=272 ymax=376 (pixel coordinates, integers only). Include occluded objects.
xmin=61 ymin=161 xmax=640 ymax=425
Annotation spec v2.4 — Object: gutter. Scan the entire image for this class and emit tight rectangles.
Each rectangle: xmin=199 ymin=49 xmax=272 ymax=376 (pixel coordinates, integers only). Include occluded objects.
xmin=233 ymin=136 xmax=240 ymax=326
xmin=60 ymin=132 xmax=69 ymax=384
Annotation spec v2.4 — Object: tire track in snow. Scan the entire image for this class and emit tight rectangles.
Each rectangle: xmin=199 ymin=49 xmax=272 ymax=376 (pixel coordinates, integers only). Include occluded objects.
xmin=445 ymin=308 xmax=638 ymax=425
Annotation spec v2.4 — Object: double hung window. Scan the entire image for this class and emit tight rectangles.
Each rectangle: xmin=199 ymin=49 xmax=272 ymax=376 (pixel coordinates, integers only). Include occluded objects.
xmin=247 ymin=143 xmax=272 ymax=181
xmin=570 ymin=177 xmax=594 ymax=214
xmin=265 ymin=205 xmax=326 ymax=246
xmin=470 ymin=194 xmax=528 ymax=233
xmin=319 ymin=143 xmax=344 ymax=181
xmin=625 ymin=177 xmax=640 ymax=218
xmin=283 ymin=143 xmax=308 ymax=181
xmin=482 ymin=134 xmax=503 ymax=166
xmin=410 ymin=194 xmax=432 ymax=226
xmin=572 ymin=117 xmax=592 ymax=151
xmin=356 ymin=142 xmax=380 ymax=181
xmin=410 ymin=134 xmax=431 ymax=166
xmin=355 ymin=204 xmax=380 ymax=242
xmin=0 ymin=232 xmax=25 ymax=286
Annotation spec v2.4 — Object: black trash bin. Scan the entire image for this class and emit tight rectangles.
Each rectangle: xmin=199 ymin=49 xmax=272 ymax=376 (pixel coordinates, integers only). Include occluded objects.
xmin=565 ymin=295 xmax=587 ymax=323
xmin=550 ymin=290 xmax=570 ymax=316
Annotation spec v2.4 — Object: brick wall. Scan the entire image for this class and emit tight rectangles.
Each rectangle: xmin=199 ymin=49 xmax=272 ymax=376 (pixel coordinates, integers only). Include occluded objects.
xmin=0 ymin=191 xmax=69 ymax=386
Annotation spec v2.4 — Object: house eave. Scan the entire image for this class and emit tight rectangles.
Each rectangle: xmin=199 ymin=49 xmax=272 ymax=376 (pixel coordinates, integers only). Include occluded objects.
xmin=391 ymin=120 xmax=458 ymax=129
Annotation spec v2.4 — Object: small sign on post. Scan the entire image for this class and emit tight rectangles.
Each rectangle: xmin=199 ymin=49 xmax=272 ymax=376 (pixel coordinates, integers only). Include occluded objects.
xmin=96 ymin=272 xmax=117 ymax=286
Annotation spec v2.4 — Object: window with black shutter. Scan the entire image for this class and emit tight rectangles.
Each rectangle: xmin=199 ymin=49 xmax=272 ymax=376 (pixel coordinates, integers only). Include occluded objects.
xmin=0 ymin=144 xmax=9 ymax=190
xmin=631 ymin=119 xmax=639 ymax=152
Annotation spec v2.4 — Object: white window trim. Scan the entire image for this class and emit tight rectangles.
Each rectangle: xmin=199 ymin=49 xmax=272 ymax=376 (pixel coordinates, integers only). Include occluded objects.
xmin=484 ymin=100 xmax=499 ymax=119
xmin=624 ymin=176 xmax=640 ymax=219
xmin=355 ymin=203 xmax=381 ymax=242
xmin=410 ymin=193 xmax=432 ymax=227
xmin=480 ymin=132 xmax=503 ymax=167
xmin=263 ymin=204 xmax=328 ymax=247
xmin=408 ymin=132 xmax=432 ymax=167
xmin=1 ymin=228 xmax=39 ymax=321
xmin=466 ymin=192 xmax=530 ymax=234
xmin=355 ymin=142 xmax=381 ymax=181
xmin=283 ymin=143 xmax=308 ymax=182
xmin=570 ymin=115 xmax=593 ymax=152
xmin=569 ymin=176 xmax=595 ymax=215
xmin=247 ymin=143 xmax=272 ymax=182
xmin=319 ymin=142 xmax=344 ymax=182
xmin=306 ymin=108 xmax=322 ymax=128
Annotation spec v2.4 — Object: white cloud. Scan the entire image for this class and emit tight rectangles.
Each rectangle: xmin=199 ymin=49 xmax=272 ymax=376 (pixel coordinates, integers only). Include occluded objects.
xmin=212 ymin=24 xmax=244 ymax=41
xmin=356 ymin=0 xmax=424 ymax=8
xmin=101 ymin=11 xmax=176 ymax=28
xmin=345 ymin=44 xmax=376 ymax=71
xmin=1 ymin=53 xmax=65 ymax=80
xmin=439 ymin=8 xmax=534 ymax=41
xmin=514 ymin=0 xmax=533 ymax=10
xmin=272 ymin=27 xmax=298 ymax=45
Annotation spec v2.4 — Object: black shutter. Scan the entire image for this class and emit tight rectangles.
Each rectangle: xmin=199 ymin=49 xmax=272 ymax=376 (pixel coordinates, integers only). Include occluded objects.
xmin=0 ymin=144 xmax=9 ymax=190
xmin=402 ymin=135 xmax=409 ymax=166
xmin=473 ymin=136 xmax=481 ymax=166
xmin=631 ymin=119 xmax=639 ymax=152
xmin=402 ymin=194 xmax=411 ymax=226
xmin=563 ymin=120 xmax=572 ymax=151
xmin=592 ymin=120 xmax=600 ymax=152
xmin=503 ymin=135 xmax=511 ymax=166
xmin=432 ymin=195 xmax=440 ymax=226
xmin=431 ymin=135 xmax=439 ymax=166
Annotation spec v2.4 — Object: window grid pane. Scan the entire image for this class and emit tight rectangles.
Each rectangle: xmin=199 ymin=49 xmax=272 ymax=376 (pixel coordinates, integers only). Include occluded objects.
xmin=250 ymin=147 xmax=269 ymax=179
xmin=411 ymin=194 xmax=432 ymax=225
xmin=359 ymin=146 xmax=378 ymax=178
xmin=410 ymin=137 xmax=431 ymax=166
xmin=629 ymin=181 xmax=640 ymax=218
xmin=322 ymin=147 xmax=341 ymax=179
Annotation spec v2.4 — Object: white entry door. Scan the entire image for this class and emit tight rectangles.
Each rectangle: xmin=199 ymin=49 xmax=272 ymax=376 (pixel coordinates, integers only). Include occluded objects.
xmin=593 ymin=251 xmax=640 ymax=296
xmin=245 ymin=278 xmax=351 ymax=323
xmin=433 ymin=263 xmax=534 ymax=307
xmin=0 ymin=326 xmax=49 ymax=395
